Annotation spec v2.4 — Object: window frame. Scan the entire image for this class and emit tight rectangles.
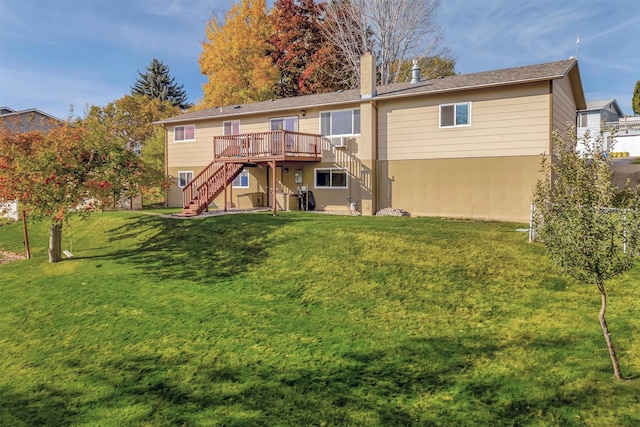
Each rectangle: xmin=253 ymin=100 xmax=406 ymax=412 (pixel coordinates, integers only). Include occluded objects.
xmin=270 ymin=116 xmax=299 ymax=132
xmin=439 ymin=102 xmax=472 ymax=128
xmin=579 ymin=113 xmax=588 ymax=128
xmin=320 ymin=108 xmax=361 ymax=137
xmin=223 ymin=120 xmax=240 ymax=135
xmin=232 ymin=169 xmax=250 ymax=188
xmin=177 ymin=170 xmax=194 ymax=188
xmin=314 ymin=167 xmax=348 ymax=189
xmin=174 ymin=124 xmax=196 ymax=142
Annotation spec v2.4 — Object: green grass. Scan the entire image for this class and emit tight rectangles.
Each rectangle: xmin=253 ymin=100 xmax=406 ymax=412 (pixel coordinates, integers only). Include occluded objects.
xmin=1 ymin=212 xmax=639 ymax=426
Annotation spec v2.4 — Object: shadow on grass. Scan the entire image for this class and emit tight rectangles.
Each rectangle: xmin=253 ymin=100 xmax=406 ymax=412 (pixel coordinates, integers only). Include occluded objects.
xmin=79 ymin=213 xmax=291 ymax=283
xmin=0 ymin=384 xmax=81 ymax=426
xmin=4 ymin=335 xmax=623 ymax=426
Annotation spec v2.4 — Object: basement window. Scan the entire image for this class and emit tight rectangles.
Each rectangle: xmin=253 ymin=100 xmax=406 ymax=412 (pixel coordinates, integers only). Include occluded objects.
xmin=440 ymin=102 xmax=471 ymax=128
xmin=315 ymin=168 xmax=348 ymax=189
xmin=178 ymin=171 xmax=193 ymax=188
xmin=174 ymin=125 xmax=196 ymax=141
xmin=232 ymin=169 xmax=250 ymax=188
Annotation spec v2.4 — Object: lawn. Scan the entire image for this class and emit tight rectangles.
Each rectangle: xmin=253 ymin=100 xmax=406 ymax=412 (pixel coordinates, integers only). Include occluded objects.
xmin=1 ymin=211 xmax=639 ymax=426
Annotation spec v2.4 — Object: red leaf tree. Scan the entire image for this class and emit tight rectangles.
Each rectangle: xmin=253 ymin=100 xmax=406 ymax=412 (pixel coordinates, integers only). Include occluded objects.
xmin=0 ymin=117 xmax=143 ymax=263
xmin=269 ymin=0 xmax=351 ymax=96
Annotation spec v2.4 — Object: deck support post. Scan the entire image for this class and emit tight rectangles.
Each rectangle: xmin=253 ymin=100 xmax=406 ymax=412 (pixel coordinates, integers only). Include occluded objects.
xmin=269 ymin=160 xmax=277 ymax=216
xmin=229 ymin=167 xmax=233 ymax=210
xmin=223 ymin=163 xmax=228 ymax=212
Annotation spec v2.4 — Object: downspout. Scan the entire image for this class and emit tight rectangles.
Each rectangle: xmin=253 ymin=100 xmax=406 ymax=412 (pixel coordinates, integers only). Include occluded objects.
xmin=164 ymin=125 xmax=169 ymax=207
xmin=372 ymin=100 xmax=379 ymax=215
xmin=548 ymin=80 xmax=554 ymax=155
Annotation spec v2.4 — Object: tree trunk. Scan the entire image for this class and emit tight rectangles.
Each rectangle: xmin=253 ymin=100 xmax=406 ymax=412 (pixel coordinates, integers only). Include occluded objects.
xmin=22 ymin=210 xmax=31 ymax=259
xmin=598 ymin=287 xmax=623 ymax=380
xmin=49 ymin=221 xmax=63 ymax=263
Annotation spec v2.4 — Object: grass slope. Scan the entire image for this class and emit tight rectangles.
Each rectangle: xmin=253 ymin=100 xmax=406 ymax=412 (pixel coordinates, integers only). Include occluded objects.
xmin=1 ymin=212 xmax=639 ymax=426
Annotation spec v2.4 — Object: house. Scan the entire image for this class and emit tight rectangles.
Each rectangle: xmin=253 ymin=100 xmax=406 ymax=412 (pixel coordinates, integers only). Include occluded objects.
xmin=577 ymin=99 xmax=640 ymax=156
xmin=0 ymin=107 xmax=61 ymax=134
xmin=157 ymin=54 xmax=585 ymax=222
xmin=577 ymin=99 xmax=640 ymax=190
xmin=577 ymin=99 xmax=624 ymax=137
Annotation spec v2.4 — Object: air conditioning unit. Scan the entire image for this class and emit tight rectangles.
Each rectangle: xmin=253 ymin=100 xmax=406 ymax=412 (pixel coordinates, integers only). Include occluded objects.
xmin=330 ymin=136 xmax=348 ymax=148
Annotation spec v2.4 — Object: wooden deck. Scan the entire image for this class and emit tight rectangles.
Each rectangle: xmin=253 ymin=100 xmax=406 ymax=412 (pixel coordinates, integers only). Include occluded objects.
xmin=214 ymin=130 xmax=322 ymax=163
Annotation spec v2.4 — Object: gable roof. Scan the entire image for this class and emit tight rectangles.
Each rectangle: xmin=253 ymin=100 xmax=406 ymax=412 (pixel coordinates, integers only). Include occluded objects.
xmin=157 ymin=59 xmax=584 ymax=125
xmin=0 ymin=108 xmax=62 ymax=122
xmin=582 ymin=99 xmax=624 ymax=116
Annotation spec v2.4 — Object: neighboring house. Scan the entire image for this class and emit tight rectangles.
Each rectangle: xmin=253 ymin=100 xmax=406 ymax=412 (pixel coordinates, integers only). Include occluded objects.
xmin=577 ymin=99 xmax=640 ymax=190
xmin=0 ymin=107 xmax=62 ymax=220
xmin=577 ymin=99 xmax=623 ymax=137
xmin=0 ymin=107 xmax=61 ymax=134
xmin=158 ymin=54 xmax=585 ymax=222
xmin=577 ymin=99 xmax=640 ymax=155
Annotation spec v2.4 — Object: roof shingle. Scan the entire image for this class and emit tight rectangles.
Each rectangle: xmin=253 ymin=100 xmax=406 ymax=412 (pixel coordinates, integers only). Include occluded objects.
xmin=157 ymin=59 xmax=579 ymax=124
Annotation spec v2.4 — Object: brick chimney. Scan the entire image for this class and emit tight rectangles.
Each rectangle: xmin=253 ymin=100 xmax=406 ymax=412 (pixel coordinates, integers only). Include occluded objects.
xmin=360 ymin=52 xmax=377 ymax=99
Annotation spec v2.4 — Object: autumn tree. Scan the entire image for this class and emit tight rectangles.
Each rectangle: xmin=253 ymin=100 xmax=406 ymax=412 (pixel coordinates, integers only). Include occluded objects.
xmin=532 ymin=126 xmax=640 ymax=380
xmin=269 ymin=0 xmax=348 ymax=96
xmin=199 ymin=0 xmax=278 ymax=108
xmin=324 ymin=0 xmax=453 ymax=86
xmin=131 ymin=58 xmax=192 ymax=109
xmin=0 ymin=119 xmax=142 ymax=262
xmin=84 ymin=95 xmax=180 ymax=204
xmin=633 ymin=80 xmax=640 ymax=116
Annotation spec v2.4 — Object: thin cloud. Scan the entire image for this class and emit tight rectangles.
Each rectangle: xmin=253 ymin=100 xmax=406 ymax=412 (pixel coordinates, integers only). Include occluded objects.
xmin=1 ymin=66 xmax=124 ymax=119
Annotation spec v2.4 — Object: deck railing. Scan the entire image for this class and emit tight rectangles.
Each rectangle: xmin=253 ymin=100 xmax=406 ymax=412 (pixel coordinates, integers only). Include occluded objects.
xmin=214 ymin=130 xmax=321 ymax=162
xmin=604 ymin=120 xmax=640 ymax=133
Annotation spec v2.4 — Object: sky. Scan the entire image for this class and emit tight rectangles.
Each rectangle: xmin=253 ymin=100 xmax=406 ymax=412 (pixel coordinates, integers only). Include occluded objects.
xmin=1 ymin=0 xmax=638 ymax=120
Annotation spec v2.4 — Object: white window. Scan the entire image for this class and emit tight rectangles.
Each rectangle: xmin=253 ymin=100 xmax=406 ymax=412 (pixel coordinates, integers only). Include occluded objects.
xmin=315 ymin=168 xmax=348 ymax=189
xmin=232 ymin=169 xmax=250 ymax=188
xmin=177 ymin=171 xmax=193 ymax=188
xmin=174 ymin=125 xmax=195 ymax=141
xmin=579 ymin=113 xmax=588 ymax=127
xmin=320 ymin=109 xmax=360 ymax=136
xmin=224 ymin=120 xmax=240 ymax=135
xmin=270 ymin=117 xmax=298 ymax=132
xmin=440 ymin=102 xmax=471 ymax=128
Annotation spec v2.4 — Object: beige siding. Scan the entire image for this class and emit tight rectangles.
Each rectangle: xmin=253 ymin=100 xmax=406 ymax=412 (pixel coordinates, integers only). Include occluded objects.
xmin=166 ymin=122 xmax=215 ymax=169
xmin=378 ymin=156 xmax=543 ymax=222
xmin=379 ymin=82 xmax=551 ymax=160
xmin=296 ymin=161 xmax=367 ymax=214
xmin=552 ymin=75 xmax=578 ymax=134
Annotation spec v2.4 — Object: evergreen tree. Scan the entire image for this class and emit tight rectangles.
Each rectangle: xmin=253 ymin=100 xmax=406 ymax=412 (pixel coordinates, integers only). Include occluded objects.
xmin=632 ymin=80 xmax=640 ymax=116
xmin=131 ymin=59 xmax=192 ymax=110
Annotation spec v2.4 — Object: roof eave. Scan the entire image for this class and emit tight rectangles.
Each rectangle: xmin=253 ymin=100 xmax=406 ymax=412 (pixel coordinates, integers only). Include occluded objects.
xmin=565 ymin=60 xmax=587 ymax=110
xmin=155 ymin=97 xmax=361 ymax=125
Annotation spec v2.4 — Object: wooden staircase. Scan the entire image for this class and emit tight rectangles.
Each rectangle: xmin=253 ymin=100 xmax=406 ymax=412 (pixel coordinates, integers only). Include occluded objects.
xmin=181 ymin=161 xmax=244 ymax=216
